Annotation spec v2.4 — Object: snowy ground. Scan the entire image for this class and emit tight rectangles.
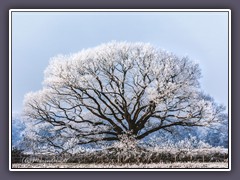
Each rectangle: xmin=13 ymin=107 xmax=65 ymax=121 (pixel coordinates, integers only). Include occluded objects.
xmin=12 ymin=162 xmax=228 ymax=169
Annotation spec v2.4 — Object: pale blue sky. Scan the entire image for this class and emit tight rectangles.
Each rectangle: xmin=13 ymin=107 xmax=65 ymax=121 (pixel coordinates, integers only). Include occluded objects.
xmin=12 ymin=11 xmax=229 ymax=113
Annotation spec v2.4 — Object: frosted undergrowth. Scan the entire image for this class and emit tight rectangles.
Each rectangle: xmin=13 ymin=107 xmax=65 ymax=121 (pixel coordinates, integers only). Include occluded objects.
xmin=12 ymin=162 xmax=228 ymax=169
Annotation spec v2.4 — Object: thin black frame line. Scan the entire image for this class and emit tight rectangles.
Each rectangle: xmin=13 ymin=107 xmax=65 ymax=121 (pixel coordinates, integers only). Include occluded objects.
xmin=10 ymin=10 xmax=231 ymax=171
xmin=10 ymin=11 xmax=230 ymax=13
xmin=10 ymin=10 xmax=13 ymax=171
xmin=227 ymin=10 xmax=230 ymax=170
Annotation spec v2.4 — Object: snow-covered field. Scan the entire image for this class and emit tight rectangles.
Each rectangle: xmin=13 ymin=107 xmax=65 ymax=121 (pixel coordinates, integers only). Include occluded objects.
xmin=12 ymin=162 xmax=228 ymax=169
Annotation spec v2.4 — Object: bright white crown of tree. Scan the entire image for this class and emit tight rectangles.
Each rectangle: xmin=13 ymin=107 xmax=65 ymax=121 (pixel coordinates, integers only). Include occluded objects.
xmin=23 ymin=41 xmax=225 ymax=152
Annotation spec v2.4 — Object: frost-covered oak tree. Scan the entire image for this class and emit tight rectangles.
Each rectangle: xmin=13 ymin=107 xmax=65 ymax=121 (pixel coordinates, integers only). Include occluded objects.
xmin=23 ymin=42 xmax=225 ymax=151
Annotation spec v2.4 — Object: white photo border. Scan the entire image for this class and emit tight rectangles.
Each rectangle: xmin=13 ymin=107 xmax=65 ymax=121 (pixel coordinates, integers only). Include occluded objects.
xmin=9 ymin=9 xmax=231 ymax=171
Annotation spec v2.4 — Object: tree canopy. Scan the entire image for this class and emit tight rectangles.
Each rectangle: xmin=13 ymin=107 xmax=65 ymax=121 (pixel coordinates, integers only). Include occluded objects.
xmin=23 ymin=42 xmax=225 ymax=151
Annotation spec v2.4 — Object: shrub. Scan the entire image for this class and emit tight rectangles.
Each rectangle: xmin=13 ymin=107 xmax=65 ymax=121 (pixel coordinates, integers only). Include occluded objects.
xmin=12 ymin=148 xmax=29 ymax=163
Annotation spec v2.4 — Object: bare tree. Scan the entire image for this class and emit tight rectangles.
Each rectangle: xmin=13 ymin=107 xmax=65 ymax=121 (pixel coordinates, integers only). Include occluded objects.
xmin=23 ymin=42 xmax=225 ymax=151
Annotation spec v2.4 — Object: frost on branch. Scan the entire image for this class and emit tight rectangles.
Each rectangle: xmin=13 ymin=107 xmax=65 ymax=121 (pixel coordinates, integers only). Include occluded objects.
xmin=23 ymin=41 xmax=226 ymax=152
